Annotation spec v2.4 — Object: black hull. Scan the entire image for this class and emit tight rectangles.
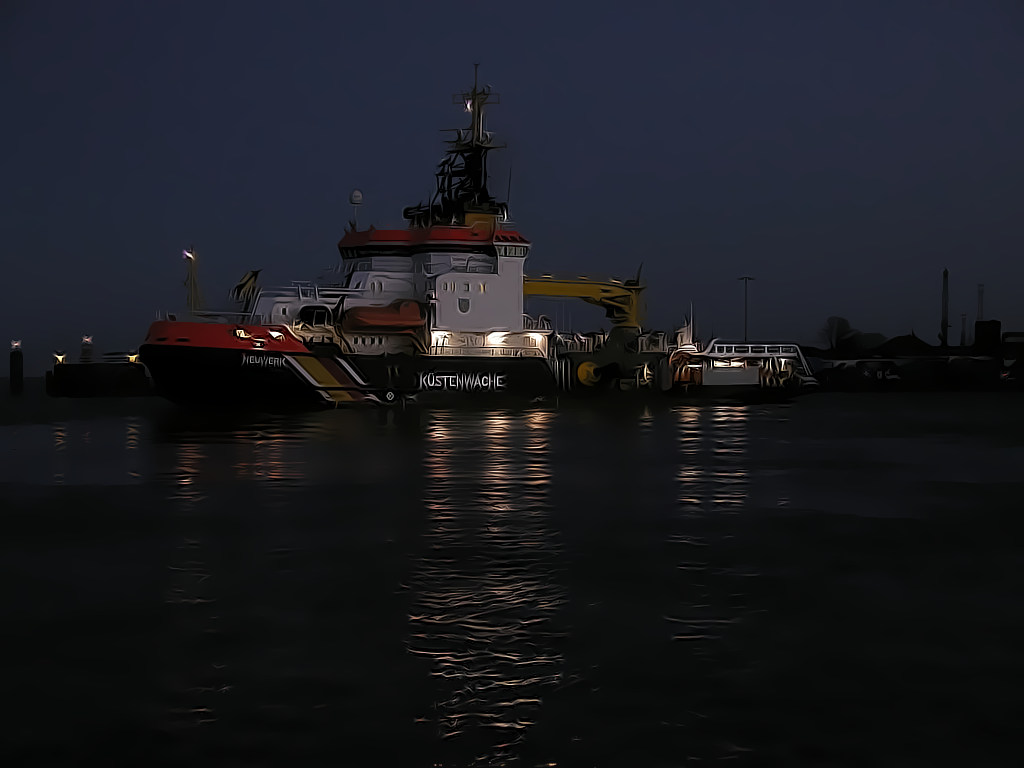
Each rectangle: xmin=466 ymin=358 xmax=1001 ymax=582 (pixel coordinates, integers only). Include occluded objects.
xmin=46 ymin=363 xmax=154 ymax=398
xmin=140 ymin=344 xmax=558 ymax=410
xmin=352 ymin=353 xmax=558 ymax=405
xmin=140 ymin=345 xmax=365 ymax=410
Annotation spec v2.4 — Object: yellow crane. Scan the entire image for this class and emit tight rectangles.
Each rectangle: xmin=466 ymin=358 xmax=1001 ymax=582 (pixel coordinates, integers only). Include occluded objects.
xmin=522 ymin=270 xmax=646 ymax=328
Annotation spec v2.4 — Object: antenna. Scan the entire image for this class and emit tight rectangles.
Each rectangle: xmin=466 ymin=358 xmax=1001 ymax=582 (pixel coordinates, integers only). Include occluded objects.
xmin=940 ymin=268 xmax=949 ymax=348
xmin=738 ymin=276 xmax=755 ymax=342
xmin=628 ymin=263 xmax=644 ymax=285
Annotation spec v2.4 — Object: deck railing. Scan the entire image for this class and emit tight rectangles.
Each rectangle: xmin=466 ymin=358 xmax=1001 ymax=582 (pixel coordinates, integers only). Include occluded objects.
xmin=428 ymin=346 xmax=545 ymax=358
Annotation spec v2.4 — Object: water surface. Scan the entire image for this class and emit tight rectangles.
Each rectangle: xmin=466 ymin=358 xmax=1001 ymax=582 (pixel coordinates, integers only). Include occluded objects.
xmin=2 ymin=391 xmax=1022 ymax=766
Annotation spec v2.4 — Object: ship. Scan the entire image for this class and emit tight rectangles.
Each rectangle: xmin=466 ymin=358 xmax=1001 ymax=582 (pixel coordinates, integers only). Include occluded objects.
xmin=140 ymin=71 xmax=564 ymax=408
xmin=667 ymin=328 xmax=818 ymax=401
xmin=46 ymin=337 xmax=153 ymax=399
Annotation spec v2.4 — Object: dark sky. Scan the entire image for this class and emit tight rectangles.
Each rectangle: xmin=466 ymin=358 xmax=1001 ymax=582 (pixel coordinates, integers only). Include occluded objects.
xmin=4 ymin=0 xmax=1023 ymax=373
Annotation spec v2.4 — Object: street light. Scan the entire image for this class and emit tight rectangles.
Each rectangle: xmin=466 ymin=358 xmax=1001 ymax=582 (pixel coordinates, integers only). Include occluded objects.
xmin=738 ymin=276 xmax=754 ymax=341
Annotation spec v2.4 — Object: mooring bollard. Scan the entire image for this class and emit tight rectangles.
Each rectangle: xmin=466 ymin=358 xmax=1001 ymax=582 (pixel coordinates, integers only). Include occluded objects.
xmin=9 ymin=340 xmax=24 ymax=396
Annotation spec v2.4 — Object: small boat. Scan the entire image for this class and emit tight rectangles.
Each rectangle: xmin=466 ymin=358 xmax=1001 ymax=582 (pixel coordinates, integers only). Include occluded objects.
xmin=46 ymin=338 xmax=153 ymax=398
xmin=668 ymin=337 xmax=818 ymax=401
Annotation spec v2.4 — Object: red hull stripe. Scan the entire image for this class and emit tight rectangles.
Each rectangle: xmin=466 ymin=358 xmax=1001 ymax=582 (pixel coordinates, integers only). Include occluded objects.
xmin=338 ymin=226 xmax=529 ymax=249
xmin=143 ymin=321 xmax=309 ymax=353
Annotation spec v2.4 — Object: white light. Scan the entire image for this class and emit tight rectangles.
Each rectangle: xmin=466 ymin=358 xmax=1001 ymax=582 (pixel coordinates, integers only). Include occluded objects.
xmin=431 ymin=330 xmax=450 ymax=347
xmin=464 ymin=99 xmax=472 ymax=112
xmin=182 ymin=249 xmax=195 ymax=260
xmin=10 ymin=340 xmax=20 ymax=350
xmin=82 ymin=335 xmax=92 ymax=344
xmin=486 ymin=332 xmax=507 ymax=346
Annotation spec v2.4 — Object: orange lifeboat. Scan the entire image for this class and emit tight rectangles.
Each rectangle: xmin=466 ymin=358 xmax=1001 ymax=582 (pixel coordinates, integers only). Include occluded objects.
xmin=341 ymin=300 xmax=426 ymax=331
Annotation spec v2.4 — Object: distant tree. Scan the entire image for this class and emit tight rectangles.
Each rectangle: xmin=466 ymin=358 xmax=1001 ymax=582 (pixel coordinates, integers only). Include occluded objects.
xmin=857 ymin=332 xmax=887 ymax=351
xmin=820 ymin=316 xmax=854 ymax=352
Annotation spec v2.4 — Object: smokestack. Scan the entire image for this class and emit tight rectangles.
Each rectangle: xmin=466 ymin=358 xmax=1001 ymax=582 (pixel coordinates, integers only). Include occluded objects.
xmin=977 ymin=283 xmax=984 ymax=322
xmin=960 ymin=313 xmax=967 ymax=347
xmin=940 ymin=268 xmax=949 ymax=348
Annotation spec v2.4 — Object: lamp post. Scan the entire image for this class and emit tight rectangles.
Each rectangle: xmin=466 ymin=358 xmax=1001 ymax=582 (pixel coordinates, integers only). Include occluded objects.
xmin=738 ymin=276 xmax=754 ymax=341
xmin=183 ymin=247 xmax=202 ymax=318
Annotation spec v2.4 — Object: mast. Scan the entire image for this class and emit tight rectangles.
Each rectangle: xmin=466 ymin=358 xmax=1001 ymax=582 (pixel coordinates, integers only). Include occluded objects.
xmin=403 ymin=66 xmax=509 ymax=228
xmin=183 ymin=247 xmax=203 ymax=317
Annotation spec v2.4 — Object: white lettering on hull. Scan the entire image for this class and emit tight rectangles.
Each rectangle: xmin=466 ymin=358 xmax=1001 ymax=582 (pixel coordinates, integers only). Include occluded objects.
xmin=417 ymin=371 xmax=508 ymax=392
xmin=242 ymin=354 xmax=285 ymax=368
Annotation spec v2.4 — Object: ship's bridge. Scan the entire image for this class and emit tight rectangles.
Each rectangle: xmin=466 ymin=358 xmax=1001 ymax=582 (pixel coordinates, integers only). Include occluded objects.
xmin=335 ymin=223 xmax=532 ymax=332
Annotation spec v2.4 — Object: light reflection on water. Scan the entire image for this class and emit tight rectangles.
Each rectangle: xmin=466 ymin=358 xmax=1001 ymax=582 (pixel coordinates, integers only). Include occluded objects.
xmin=162 ymin=442 xmax=229 ymax=733
xmin=409 ymin=408 xmax=564 ymax=764
xmin=232 ymin=434 xmax=305 ymax=486
xmin=668 ymin=404 xmax=757 ymax=757
xmin=52 ymin=422 xmax=66 ymax=485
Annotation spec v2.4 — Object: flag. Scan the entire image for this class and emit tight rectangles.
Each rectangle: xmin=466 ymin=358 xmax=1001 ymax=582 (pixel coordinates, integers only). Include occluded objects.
xmin=230 ymin=270 xmax=262 ymax=304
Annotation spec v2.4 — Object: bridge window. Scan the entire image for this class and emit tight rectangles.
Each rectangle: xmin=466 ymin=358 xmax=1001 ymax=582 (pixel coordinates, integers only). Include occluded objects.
xmin=298 ymin=305 xmax=332 ymax=326
xmin=767 ymin=346 xmax=781 ymax=354
xmin=734 ymin=346 xmax=749 ymax=354
xmin=751 ymin=346 xmax=765 ymax=353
